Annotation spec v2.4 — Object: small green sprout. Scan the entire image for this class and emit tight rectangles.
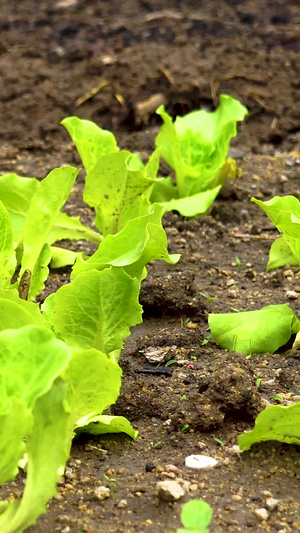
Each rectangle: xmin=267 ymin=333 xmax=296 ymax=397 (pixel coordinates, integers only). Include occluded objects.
xmin=165 ymin=359 xmax=178 ymax=367
xmin=103 ymin=473 xmax=117 ymax=500
xmin=273 ymin=394 xmax=284 ymax=403
xmin=173 ymin=499 xmax=213 ymax=533
xmin=180 ymin=395 xmax=187 ymax=402
xmin=235 ymin=256 xmax=243 ymax=269
xmin=200 ymin=293 xmax=216 ymax=304
xmin=256 ymin=378 xmax=262 ymax=388
xmin=214 ymin=437 xmax=225 ymax=447
xmin=202 ymin=333 xmax=213 ymax=346
xmin=181 ymin=424 xmax=190 ymax=432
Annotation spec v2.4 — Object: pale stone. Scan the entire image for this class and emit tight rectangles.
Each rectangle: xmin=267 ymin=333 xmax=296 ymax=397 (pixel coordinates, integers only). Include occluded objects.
xmin=156 ymin=480 xmax=185 ymax=502
xmin=185 ymin=454 xmax=218 ymax=469
xmin=94 ymin=486 xmax=111 ymax=500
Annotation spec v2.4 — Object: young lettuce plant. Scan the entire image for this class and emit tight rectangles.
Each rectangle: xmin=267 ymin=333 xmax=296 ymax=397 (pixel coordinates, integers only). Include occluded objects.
xmin=152 ymin=94 xmax=248 ymax=216
xmin=62 ymin=116 xmax=162 ymax=235
xmin=0 ymin=168 xmax=101 ymax=300
xmin=252 ymin=195 xmax=300 ymax=270
xmin=171 ymin=499 xmax=213 ymax=533
xmin=209 ymin=194 xmax=300 ymax=354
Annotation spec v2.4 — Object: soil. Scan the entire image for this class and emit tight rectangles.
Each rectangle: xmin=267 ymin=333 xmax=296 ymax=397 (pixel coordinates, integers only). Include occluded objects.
xmin=1 ymin=0 xmax=300 ymax=532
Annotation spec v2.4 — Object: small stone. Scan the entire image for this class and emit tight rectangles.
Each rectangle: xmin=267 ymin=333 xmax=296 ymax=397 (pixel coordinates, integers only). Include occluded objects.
xmin=226 ymin=278 xmax=236 ymax=287
xmin=254 ymin=508 xmax=269 ymax=521
xmin=222 ymin=458 xmax=230 ymax=466
xmin=266 ymin=498 xmax=279 ymax=511
xmin=61 ymin=528 xmax=71 ymax=533
xmin=196 ymin=441 xmax=207 ymax=450
xmin=163 ymin=472 xmax=176 ymax=479
xmin=284 ymin=270 xmax=293 ymax=277
xmin=116 ymin=499 xmax=127 ymax=509
xmin=189 ymin=483 xmax=198 ymax=491
xmin=185 ymin=455 xmax=218 ymax=469
xmin=164 ymin=464 xmax=180 ymax=475
xmin=94 ymin=486 xmax=111 ymax=501
xmin=262 ymin=490 xmax=272 ymax=497
xmin=232 ymin=494 xmax=242 ymax=502
xmin=135 ymin=491 xmax=142 ymax=497
xmin=156 ymin=480 xmax=185 ymax=502
xmin=286 ymin=290 xmax=298 ymax=299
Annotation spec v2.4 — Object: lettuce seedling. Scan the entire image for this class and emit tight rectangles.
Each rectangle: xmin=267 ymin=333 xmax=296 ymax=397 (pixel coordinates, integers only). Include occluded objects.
xmin=62 ymin=117 xmax=162 ymax=235
xmin=71 ymin=203 xmax=180 ymax=282
xmin=0 ymin=169 xmax=102 ymax=300
xmin=172 ymin=499 xmax=213 ymax=533
xmin=239 ymin=402 xmax=300 ymax=450
xmin=152 ymin=94 xmax=248 ymax=216
xmin=42 ymin=267 xmax=143 ymax=357
xmin=252 ymin=195 xmax=300 ymax=270
xmin=209 ymin=304 xmax=300 ymax=355
xmin=0 ymin=326 xmax=72 ymax=533
xmin=61 ymin=116 xmax=119 ymax=174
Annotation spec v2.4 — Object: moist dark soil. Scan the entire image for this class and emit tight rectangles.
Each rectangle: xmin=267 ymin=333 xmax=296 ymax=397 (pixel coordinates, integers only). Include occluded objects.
xmin=1 ymin=1 xmax=300 ymax=532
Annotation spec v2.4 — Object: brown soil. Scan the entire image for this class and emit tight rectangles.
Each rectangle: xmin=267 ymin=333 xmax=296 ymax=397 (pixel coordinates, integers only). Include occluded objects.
xmin=1 ymin=1 xmax=300 ymax=532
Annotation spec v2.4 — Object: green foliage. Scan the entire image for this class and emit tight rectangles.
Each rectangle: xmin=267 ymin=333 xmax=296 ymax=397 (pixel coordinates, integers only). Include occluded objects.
xmin=209 ymin=304 xmax=300 ymax=354
xmin=173 ymin=499 xmax=213 ymax=533
xmin=252 ymin=195 xmax=300 ymax=270
xmin=153 ymin=94 xmax=248 ymax=215
xmin=61 ymin=116 xmax=119 ymax=173
xmin=71 ymin=203 xmax=180 ymax=282
xmin=84 ymin=150 xmax=160 ymax=235
xmin=239 ymin=402 xmax=300 ymax=450
xmin=0 ymin=169 xmax=101 ymax=301
xmin=42 ymin=267 xmax=143 ymax=356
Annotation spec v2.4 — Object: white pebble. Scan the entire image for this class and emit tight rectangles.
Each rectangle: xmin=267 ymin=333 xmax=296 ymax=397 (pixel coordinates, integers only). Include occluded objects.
xmin=254 ymin=508 xmax=269 ymax=521
xmin=94 ymin=486 xmax=111 ymax=500
xmin=185 ymin=455 xmax=218 ymax=469
xmin=266 ymin=498 xmax=278 ymax=511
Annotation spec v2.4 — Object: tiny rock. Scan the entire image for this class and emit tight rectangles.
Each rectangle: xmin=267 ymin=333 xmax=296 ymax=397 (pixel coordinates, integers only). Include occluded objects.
xmin=164 ymin=464 xmax=180 ymax=475
xmin=94 ymin=486 xmax=111 ymax=501
xmin=286 ymin=290 xmax=298 ymax=300
xmin=116 ymin=499 xmax=128 ymax=509
xmin=254 ymin=508 xmax=269 ymax=521
xmin=266 ymin=498 xmax=279 ymax=511
xmin=185 ymin=454 xmax=218 ymax=469
xmin=156 ymin=480 xmax=185 ymax=502
xmin=232 ymin=494 xmax=242 ymax=502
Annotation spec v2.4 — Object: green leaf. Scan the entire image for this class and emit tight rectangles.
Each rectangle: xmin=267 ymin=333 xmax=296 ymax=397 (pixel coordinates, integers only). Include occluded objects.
xmin=0 ymin=173 xmax=38 ymax=216
xmin=267 ymin=236 xmax=299 ymax=270
xmin=71 ymin=204 xmax=180 ymax=281
xmin=77 ymin=414 xmax=138 ymax=439
xmin=161 ymin=186 xmax=221 ymax=216
xmin=239 ymin=402 xmax=300 ymax=451
xmin=150 ymin=177 xmax=179 ymax=203
xmin=62 ymin=349 xmax=122 ymax=428
xmin=48 ymin=212 xmax=101 ymax=245
xmin=181 ymin=499 xmax=213 ymax=530
xmin=0 ymin=326 xmax=72 ymax=410
xmin=253 ymin=196 xmax=300 ymax=267
xmin=61 ymin=116 xmax=118 ymax=173
xmin=0 ymin=379 xmax=71 ymax=533
xmin=84 ymin=150 xmax=160 ymax=235
xmin=0 ymin=399 xmax=31 ymax=486
xmin=156 ymin=95 xmax=247 ymax=197
xmin=42 ymin=267 xmax=143 ymax=353
xmin=0 ymin=288 xmax=46 ymax=331
xmin=0 ymin=201 xmax=16 ymax=287
xmin=20 ymin=166 xmax=79 ymax=300
xmin=50 ymin=246 xmax=80 ymax=268
xmin=209 ymin=304 xmax=300 ymax=355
